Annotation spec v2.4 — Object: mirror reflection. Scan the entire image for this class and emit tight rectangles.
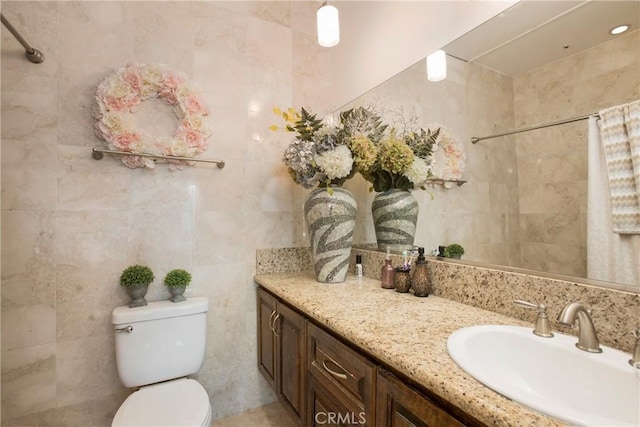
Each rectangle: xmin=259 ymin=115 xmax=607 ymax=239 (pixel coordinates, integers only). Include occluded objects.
xmin=343 ymin=1 xmax=639 ymax=291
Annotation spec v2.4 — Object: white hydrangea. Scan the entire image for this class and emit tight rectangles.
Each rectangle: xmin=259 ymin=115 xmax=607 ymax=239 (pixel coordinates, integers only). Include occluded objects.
xmin=314 ymin=145 xmax=353 ymax=180
xmin=404 ymin=157 xmax=431 ymax=187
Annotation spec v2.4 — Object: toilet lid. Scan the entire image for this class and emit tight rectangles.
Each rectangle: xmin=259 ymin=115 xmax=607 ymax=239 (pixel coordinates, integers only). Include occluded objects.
xmin=112 ymin=378 xmax=211 ymax=427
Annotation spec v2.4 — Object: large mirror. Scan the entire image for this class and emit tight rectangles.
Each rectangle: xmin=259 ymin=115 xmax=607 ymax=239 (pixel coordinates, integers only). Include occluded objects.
xmin=343 ymin=1 xmax=639 ymax=292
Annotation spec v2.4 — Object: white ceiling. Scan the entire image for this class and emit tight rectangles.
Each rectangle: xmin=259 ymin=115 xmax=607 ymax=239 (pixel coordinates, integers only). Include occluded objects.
xmin=444 ymin=0 xmax=640 ymax=76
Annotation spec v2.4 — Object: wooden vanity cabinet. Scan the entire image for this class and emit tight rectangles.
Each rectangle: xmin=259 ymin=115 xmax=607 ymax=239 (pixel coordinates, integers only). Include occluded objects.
xmin=257 ymin=288 xmax=306 ymax=424
xmin=376 ymin=369 xmax=464 ymax=427
xmin=257 ymin=287 xmax=482 ymax=427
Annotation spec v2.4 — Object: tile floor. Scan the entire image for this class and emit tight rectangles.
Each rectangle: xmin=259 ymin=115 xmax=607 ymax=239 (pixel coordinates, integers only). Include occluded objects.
xmin=211 ymin=402 xmax=298 ymax=427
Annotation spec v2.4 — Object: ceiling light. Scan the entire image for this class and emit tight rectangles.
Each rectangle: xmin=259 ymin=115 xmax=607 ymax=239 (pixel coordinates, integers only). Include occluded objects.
xmin=610 ymin=25 xmax=629 ymax=35
xmin=317 ymin=2 xmax=340 ymax=47
xmin=426 ymin=50 xmax=447 ymax=82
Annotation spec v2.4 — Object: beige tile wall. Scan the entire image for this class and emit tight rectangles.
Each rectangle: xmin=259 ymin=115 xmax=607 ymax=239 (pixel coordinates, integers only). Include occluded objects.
xmin=513 ymin=30 xmax=640 ymax=277
xmin=0 ymin=1 xmax=325 ymax=425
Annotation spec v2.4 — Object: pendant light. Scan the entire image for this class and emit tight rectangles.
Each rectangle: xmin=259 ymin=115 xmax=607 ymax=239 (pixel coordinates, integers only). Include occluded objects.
xmin=427 ymin=50 xmax=447 ymax=82
xmin=317 ymin=1 xmax=340 ymax=47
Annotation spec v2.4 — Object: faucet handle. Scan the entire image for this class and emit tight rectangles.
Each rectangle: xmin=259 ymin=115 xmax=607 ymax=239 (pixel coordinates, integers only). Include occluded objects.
xmin=513 ymin=300 xmax=554 ymax=338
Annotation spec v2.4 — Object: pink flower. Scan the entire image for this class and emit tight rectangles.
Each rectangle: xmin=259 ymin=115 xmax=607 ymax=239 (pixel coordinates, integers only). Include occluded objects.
xmin=444 ymin=145 xmax=457 ymax=155
xmin=103 ymin=96 xmax=127 ymax=112
xmin=121 ymin=67 xmax=141 ymax=92
xmin=160 ymin=92 xmax=178 ymax=106
xmin=110 ymin=132 xmax=141 ymax=150
xmin=162 ymin=72 xmax=186 ymax=91
xmin=177 ymin=126 xmax=206 ymax=148
xmin=183 ymin=95 xmax=208 ymax=115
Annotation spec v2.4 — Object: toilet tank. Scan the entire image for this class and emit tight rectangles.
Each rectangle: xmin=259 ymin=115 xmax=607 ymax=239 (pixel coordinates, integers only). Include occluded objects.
xmin=112 ymin=297 xmax=208 ymax=388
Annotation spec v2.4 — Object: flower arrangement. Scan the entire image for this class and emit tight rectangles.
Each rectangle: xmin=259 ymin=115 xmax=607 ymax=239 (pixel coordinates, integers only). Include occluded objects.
xmin=93 ymin=63 xmax=212 ymax=170
xmin=274 ymin=105 xmax=445 ymax=193
xmin=360 ymin=126 xmax=440 ymax=192
xmin=274 ymin=106 xmax=388 ymax=191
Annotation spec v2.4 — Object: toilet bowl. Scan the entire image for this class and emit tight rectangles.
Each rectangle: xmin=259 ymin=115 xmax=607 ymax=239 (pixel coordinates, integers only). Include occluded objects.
xmin=112 ymin=379 xmax=211 ymax=427
xmin=111 ymin=297 xmax=211 ymax=427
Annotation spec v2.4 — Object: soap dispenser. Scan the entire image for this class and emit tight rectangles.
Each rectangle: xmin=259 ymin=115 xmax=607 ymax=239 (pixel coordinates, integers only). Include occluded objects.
xmin=412 ymin=247 xmax=431 ymax=297
xmin=380 ymin=247 xmax=395 ymax=289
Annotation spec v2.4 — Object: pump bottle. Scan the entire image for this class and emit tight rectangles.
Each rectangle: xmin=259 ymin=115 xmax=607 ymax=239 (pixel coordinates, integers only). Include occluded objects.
xmin=381 ymin=247 xmax=395 ymax=289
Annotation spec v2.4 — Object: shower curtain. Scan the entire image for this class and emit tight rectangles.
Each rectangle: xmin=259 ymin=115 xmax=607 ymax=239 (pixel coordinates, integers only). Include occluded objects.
xmin=587 ymin=114 xmax=640 ymax=288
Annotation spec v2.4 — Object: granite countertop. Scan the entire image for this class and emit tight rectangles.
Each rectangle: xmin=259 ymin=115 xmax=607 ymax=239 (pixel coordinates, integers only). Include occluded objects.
xmin=254 ymin=271 xmax=566 ymax=427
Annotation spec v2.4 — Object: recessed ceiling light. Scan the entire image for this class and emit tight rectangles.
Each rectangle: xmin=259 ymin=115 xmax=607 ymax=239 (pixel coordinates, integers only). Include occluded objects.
xmin=610 ymin=25 xmax=630 ymax=35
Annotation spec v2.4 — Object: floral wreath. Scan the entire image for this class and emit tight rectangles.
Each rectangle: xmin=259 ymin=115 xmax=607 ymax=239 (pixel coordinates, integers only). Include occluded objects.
xmin=93 ymin=63 xmax=212 ymax=170
xmin=427 ymin=125 xmax=465 ymax=188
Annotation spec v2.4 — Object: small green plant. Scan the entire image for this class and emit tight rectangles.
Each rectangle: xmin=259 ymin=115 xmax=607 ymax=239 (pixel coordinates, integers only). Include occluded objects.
xmin=445 ymin=243 xmax=465 ymax=258
xmin=164 ymin=269 xmax=192 ymax=289
xmin=120 ymin=265 xmax=155 ymax=288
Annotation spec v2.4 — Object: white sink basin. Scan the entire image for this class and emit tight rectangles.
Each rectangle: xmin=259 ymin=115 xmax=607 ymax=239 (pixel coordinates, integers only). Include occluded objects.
xmin=447 ymin=325 xmax=640 ymax=426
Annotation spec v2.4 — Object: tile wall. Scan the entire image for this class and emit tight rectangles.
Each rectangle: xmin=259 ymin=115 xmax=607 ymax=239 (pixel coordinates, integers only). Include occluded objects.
xmin=513 ymin=29 xmax=640 ymax=277
xmin=0 ymin=1 xmax=328 ymax=424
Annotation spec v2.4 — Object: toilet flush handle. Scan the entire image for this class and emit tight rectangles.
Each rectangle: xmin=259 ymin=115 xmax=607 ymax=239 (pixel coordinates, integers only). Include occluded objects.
xmin=115 ymin=325 xmax=133 ymax=333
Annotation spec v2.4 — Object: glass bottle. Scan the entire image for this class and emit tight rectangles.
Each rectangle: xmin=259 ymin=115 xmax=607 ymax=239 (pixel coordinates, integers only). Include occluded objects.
xmin=412 ymin=247 xmax=431 ymax=297
xmin=381 ymin=247 xmax=395 ymax=289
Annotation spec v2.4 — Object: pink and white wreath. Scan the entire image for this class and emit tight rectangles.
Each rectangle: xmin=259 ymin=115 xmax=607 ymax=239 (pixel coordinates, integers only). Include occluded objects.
xmin=93 ymin=63 xmax=212 ymax=170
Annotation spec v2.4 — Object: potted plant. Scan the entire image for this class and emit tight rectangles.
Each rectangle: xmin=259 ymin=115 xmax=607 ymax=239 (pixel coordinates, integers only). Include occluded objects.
xmin=445 ymin=243 xmax=465 ymax=259
xmin=120 ymin=265 xmax=155 ymax=308
xmin=164 ymin=269 xmax=192 ymax=303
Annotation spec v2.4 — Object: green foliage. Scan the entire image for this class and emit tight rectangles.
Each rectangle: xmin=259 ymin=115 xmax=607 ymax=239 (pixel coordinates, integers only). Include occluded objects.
xmin=287 ymin=107 xmax=323 ymax=141
xmin=120 ymin=265 xmax=155 ymax=288
xmin=368 ymin=170 xmax=413 ymax=192
xmin=164 ymin=269 xmax=192 ymax=288
xmin=446 ymin=243 xmax=464 ymax=257
xmin=405 ymin=127 xmax=439 ymax=159
xmin=340 ymin=107 xmax=388 ymax=143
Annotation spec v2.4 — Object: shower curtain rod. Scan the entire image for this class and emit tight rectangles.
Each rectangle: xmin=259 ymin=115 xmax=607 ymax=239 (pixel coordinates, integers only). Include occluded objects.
xmin=471 ymin=113 xmax=599 ymax=144
xmin=0 ymin=13 xmax=45 ymax=63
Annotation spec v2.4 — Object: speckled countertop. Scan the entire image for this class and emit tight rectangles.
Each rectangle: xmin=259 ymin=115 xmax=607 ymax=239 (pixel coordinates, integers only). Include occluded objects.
xmin=254 ymin=271 xmax=566 ymax=427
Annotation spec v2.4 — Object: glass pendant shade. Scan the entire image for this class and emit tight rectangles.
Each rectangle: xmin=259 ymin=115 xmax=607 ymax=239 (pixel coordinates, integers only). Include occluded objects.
xmin=427 ymin=50 xmax=447 ymax=81
xmin=317 ymin=3 xmax=340 ymax=47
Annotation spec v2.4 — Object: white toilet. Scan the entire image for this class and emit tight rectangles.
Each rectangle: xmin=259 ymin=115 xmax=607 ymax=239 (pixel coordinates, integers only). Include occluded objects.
xmin=111 ymin=296 xmax=212 ymax=427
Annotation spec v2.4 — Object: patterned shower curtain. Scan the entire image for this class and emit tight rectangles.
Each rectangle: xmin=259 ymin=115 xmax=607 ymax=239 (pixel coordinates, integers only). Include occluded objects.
xmin=598 ymin=100 xmax=640 ymax=234
xmin=587 ymin=102 xmax=640 ymax=289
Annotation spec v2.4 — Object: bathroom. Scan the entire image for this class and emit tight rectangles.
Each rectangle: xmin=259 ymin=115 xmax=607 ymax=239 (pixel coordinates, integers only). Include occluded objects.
xmin=1 ymin=1 xmax=639 ymax=426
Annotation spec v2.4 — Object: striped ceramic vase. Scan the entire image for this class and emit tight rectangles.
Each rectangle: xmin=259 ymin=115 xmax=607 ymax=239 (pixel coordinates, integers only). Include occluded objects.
xmin=372 ymin=189 xmax=418 ymax=252
xmin=304 ymin=188 xmax=357 ymax=283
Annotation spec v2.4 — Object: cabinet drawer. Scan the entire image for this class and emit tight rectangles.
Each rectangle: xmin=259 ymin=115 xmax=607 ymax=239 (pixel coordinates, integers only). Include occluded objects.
xmin=376 ymin=368 xmax=465 ymax=427
xmin=307 ymin=323 xmax=375 ymax=423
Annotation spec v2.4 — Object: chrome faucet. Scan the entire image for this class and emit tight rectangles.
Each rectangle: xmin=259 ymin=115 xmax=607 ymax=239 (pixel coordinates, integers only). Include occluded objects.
xmin=557 ymin=302 xmax=602 ymax=353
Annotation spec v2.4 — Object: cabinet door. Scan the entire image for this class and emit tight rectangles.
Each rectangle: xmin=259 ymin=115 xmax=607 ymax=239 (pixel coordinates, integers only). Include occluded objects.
xmin=376 ymin=369 xmax=464 ymax=427
xmin=257 ymin=288 xmax=278 ymax=390
xmin=276 ymin=302 xmax=307 ymax=423
xmin=308 ymin=375 xmax=366 ymax=427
